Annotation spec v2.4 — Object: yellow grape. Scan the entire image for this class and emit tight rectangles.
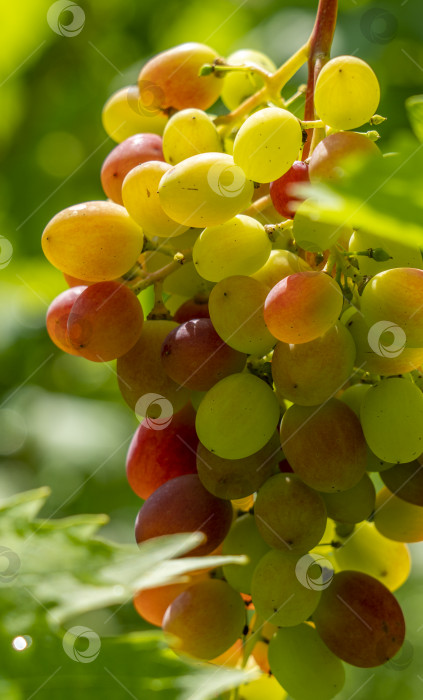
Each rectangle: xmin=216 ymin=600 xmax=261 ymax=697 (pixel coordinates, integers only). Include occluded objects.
xmin=374 ymin=487 xmax=423 ymax=542
xmin=162 ymin=108 xmax=222 ymax=164
xmin=42 ymin=201 xmax=143 ymax=281
xmin=252 ymin=249 xmax=311 ymax=289
xmin=314 ymin=56 xmax=380 ymax=130
xmin=102 ymin=85 xmax=168 ymax=143
xmin=193 ymin=215 xmax=271 ymax=282
xmin=221 ymin=49 xmax=276 ymax=111
xmin=240 ymin=674 xmax=287 ymax=700
xmin=158 ymin=153 xmax=254 ymax=227
xmin=233 ymin=107 xmax=302 ymax=183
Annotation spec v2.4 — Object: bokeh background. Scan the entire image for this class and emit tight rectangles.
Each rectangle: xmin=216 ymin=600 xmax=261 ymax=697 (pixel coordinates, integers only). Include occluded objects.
xmin=1 ymin=0 xmax=423 ymax=698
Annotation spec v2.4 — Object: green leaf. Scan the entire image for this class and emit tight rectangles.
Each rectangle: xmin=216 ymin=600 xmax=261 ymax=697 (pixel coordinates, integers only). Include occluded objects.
xmin=406 ymin=95 xmax=423 ymax=143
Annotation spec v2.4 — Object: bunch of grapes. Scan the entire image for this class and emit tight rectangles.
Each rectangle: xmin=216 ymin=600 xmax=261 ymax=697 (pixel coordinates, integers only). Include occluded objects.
xmin=42 ymin=3 xmax=423 ymax=697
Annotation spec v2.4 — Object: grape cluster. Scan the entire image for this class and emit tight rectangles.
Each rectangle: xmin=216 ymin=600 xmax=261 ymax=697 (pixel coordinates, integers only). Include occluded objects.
xmin=42 ymin=28 xmax=423 ymax=700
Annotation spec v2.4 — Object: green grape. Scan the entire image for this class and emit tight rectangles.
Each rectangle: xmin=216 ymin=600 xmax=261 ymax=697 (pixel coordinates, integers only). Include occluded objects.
xmin=320 ymin=474 xmax=375 ymax=524
xmin=162 ymin=108 xmax=222 ymax=164
xmin=374 ymin=487 xmax=423 ymax=542
xmin=268 ymin=624 xmax=345 ymax=700
xmin=163 ymin=261 xmax=213 ymax=298
xmin=314 ymin=56 xmax=380 ymax=130
xmin=254 ymin=473 xmax=327 ymax=553
xmin=162 ymin=579 xmax=245 ymax=660
xmin=122 ymin=161 xmax=189 ymax=238
xmin=280 ymin=399 xmax=367 ymax=492
xmin=339 ymin=383 xmax=370 ymax=417
xmin=251 ymin=550 xmax=322 ymax=626
xmin=158 ymin=153 xmax=254 ymax=227
xmin=222 ymin=514 xmax=271 ymax=594
xmin=196 ymin=432 xmax=281 ymax=500
xmin=221 ymin=49 xmax=276 ymax=111
xmin=101 ymin=85 xmax=168 ymax=143
xmin=252 ymin=249 xmax=311 ymax=289
xmin=313 ymin=570 xmax=405 ymax=668
xmin=271 ymin=322 xmax=356 ymax=406
xmin=41 ymin=201 xmax=143 ymax=281
xmin=334 ymin=521 xmax=411 ymax=592
xmin=293 ymin=200 xmax=353 ymax=253
xmin=233 ymin=107 xmax=302 ymax=183
xmin=209 ymin=276 xmax=276 ymax=356
xmin=349 ymin=229 xmax=423 ymax=277
xmin=195 ymin=373 xmax=280 ymax=459
xmin=381 ymin=460 xmax=423 ymax=506
xmin=360 ymin=378 xmax=423 ymax=463
xmin=360 ymin=267 xmax=423 ymax=347
xmin=193 ymin=215 xmax=271 ymax=282
xmin=365 ymin=448 xmax=394 ymax=473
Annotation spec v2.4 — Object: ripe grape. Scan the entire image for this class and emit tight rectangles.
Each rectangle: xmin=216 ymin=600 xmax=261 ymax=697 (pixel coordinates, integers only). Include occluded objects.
xmin=280 ymin=399 xmax=367 ymax=492
xmin=374 ymin=487 xmax=423 ymax=542
xmin=320 ymin=474 xmax=375 ymax=524
xmin=193 ymin=215 xmax=271 ymax=282
xmin=252 ymin=249 xmax=311 ymax=289
xmin=134 ymin=474 xmax=233 ymax=556
xmin=381 ymin=460 xmax=423 ymax=506
xmin=67 ymin=281 xmax=143 ymax=362
xmin=122 ymin=161 xmax=189 ymax=238
xmin=158 ymin=153 xmax=254 ymax=228
xmin=133 ymin=575 xmax=206 ymax=627
xmin=210 ymin=639 xmax=243 ymax=667
xmin=196 ymin=431 xmax=281 ymax=500
xmin=293 ymin=200 xmax=353 ymax=253
xmin=126 ymin=403 xmax=198 ymax=500
xmin=221 ymin=49 xmax=276 ymax=111
xmin=173 ymin=297 xmax=210 ymax=323
xmin=63 ymin=273 xmax=96 ymax=288
xmin=222 ymin=514 xmax=271 ymax=594
xmin=271 ymin=322 xmax=356 ymax=406
xmin=268 ymin=624 xmax=345 ymax=700
xmin=233 ymin=107 xmax=302 ymax=183
xmin=102 ymin=85 xmax=168 ymax=143
xmin=209 ymin=275 xmax=276 ymax=356
xmin=42 ymin=201 xmax=143 ymax=281
xmin=309 ymin=131 xmax=380 ymax=182
xmin=101 ymin=133 xmax=164 ymax=205
xmin=360 ymin=378 xmax=423 ymax=463
xmin=264 ymin=271 xmax=343 ymax=344
xmin=162 ymin=108 xmax=222 ymax=164
xmin=269 ymin=161 xmax=310 ymax=219
xmin=46 ymin=286 xmax=86 ymax=356
xmin=116 ymin=319 xmax=190 ymax=414
xmin=138 ymin=43 xmax=222 ymax=111
xmin=312 ymin=570 xmax=405 ymax=667
xmin=195 ymin=373 xmax=280 ymax=460
xmin=162 ymin=579 xmax=245 ymax=659
xmin=161 ymin=318 xmax=246 ymax=391
xmin=314 ymin=56 xmax=380 ymax=130
xmin=349 ymin=229 xmax=423 ymax=277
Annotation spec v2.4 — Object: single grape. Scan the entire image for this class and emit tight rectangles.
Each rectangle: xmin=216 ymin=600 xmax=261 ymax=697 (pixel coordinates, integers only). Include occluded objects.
xmin=222 ymin=514 xmax=271 ymax=594
xmin=280 ymin=399 xmax=367 ymax=492
xmin=360 ymin=378 xmax=423 ymax=463
xmin=209 ymin=275 xmax=276 ymax=356
xmin=252 ymin=249 xmax=311 ymax=289
xmin=374 ymin=487 xmax=423 ymax=542
xmin=173 ymin=297 xmax=210 ymax=323
xmin=264 ymin=271 xmax=343 ymax=344
xmin=240 ymin=674 xmax=287 ymax=700
xmin=268 ymin=624 xmax=345 ymax=700
xmin=42 ymin=201 xmax=143 ymax=281
xmin=271 ymin=322 xmax=356 ymax=406
xmin=339 ymin=383 xmax=370 ymax=417
xmin=158 ymin=153 xmax=254 ymax=228
xmin=101 ymin=134 xmax=164 ymax=205
xmin=193 ymin=215 xmax=271 ymax=282
xmin=233 ymin=107 xmax=302 ymax=183
xmin=314 ymin=55 xmax=380 ymax=130
xmin=320 ymin=474 xmax=375 ymax=524
xmin=162 ymin=108 xmax=222 ymax=164
xmin=313 ymin=570 xmax=405 ymax=667
xmin=221 ymin=49 xmax=276 ymax=111
xmin=102 ymin=85 xmax=168 ymax=143
xmin=309 ymin=131 xmax=380 ymax=182
xmin=254 ymin=473 xmax=327 ymax=552
xmin=133 ymin=573 xmax=206 ymax=627
xmin=162 ymin=579 xmax=245 ymax=660
xmin=349 ymin=229 xmax=423 ymax=277
xmin=135 ymin=474 xmax=233 ymax=556
xmin=381 ymin=461 xmax=423 ymax=506
xmin=46 ymin=286 xmax=86 ymax=356
xmin=269 ymin=161 xmax=310 ymax=219
xmin=293 ymin=199 xmax=353 ymax=253
xmin=196 ymin=431 xmax=281 ymax=500
xmin=138 ymin=43 xmax=222 ymax=111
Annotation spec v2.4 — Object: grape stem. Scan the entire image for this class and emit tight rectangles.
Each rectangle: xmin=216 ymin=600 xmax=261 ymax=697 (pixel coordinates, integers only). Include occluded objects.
xmin=130 ymin=249 xmax=192 ymax=293
xmin=243 ymin=194 xmax=272 ymax=216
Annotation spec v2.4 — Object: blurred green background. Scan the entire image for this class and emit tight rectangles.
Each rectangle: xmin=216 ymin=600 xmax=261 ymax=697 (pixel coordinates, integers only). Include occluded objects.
xmin=1 ymin=0 xmax=423 ymax=698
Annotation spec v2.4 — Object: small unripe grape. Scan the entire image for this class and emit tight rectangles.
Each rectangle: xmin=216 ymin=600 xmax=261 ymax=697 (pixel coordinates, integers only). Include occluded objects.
xmin=162 ymin=109 xmax=222 ymax=164
xmin=221 ymin=49 xmax=276 ymax=111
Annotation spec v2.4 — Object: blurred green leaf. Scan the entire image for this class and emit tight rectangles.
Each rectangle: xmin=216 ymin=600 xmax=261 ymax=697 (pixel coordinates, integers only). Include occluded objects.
xmin=406 ymin=95 xmax=423 ymax=143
